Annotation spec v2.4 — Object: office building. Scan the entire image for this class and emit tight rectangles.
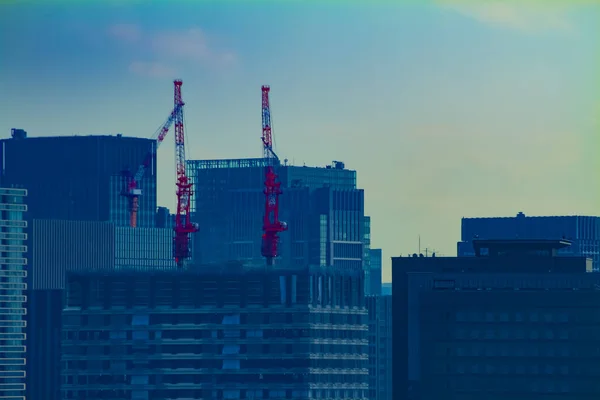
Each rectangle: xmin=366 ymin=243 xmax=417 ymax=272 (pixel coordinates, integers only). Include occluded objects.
xmin=393 ymin=238 xmax=597 ymax=400
xmin=0 ymin=131 xmax=163 ymax=400
xmin=0 ymin=187 xmax=27 ymax=399
xmin=187 ymin=158 xmax=365 ymax=270
xmin=458 ymin=212 xmax=600 ymax=269
xmin=369 ymin=249 xmax=382 ymax=295
xmin=0 ymin=130 xmax=157 ymax=227
xmin=367 ymin=295 xmax=392 ymax=400
xmin=27 ymin=219 xmax=178 ymax=400
xmin=62 ymin=264 xmax=369 ymax=399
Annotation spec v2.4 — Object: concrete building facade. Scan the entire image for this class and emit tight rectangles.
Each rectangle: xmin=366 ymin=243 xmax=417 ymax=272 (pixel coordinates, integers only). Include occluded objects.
xmin=393 ymin=239 xmax=597 ymax=400
xmin=0 ymin=187 xmax=27 ymax=399
xmin=62 ymin=265 xmax=369 ymax=399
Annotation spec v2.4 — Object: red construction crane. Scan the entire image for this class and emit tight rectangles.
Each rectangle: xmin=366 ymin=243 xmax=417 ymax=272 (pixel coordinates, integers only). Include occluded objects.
xmin=122 ymin=104 xmax=181 ymax=228
xmin=260 ymin=85 xmax=287 ymax=265
xmin=172 ymin=79 xmax=199 ymax=267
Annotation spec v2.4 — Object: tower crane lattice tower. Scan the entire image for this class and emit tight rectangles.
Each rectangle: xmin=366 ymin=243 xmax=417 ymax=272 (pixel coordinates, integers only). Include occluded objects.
xmin=260 ymin=85 xmax=287 ymax=265
xmin=172 ymin=80 xmax=198 ymax=267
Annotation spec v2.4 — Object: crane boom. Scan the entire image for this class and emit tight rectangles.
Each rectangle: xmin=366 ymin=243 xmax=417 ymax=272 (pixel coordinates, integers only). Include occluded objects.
xmin=122 ymin=103 xmax=181 ymax=228
xmin=260 ymin=85 xmax=287 ymax=265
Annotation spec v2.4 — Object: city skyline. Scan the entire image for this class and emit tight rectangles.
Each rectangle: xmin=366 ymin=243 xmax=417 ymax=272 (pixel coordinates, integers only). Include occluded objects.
xmin=1 ymin=1 xmax=598 ymax=281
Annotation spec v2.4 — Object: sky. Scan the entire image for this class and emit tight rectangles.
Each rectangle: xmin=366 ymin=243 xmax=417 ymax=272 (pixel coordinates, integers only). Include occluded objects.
xmin=1 ymin=0 xmax=599 ymax=282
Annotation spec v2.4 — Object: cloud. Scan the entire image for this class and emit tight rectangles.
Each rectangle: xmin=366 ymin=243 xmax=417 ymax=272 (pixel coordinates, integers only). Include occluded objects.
xmin=107 ymin=23 xmax=236 ymax=77
xmin=107 ymin=23 xmax=142 ymax=43
xmin=128 ymin=61 xmax=177 ymax=78
xmin=151 ymin=28 xmax=236 ymax=67
xmin=436 ymin=0 xmax=586 ymax=34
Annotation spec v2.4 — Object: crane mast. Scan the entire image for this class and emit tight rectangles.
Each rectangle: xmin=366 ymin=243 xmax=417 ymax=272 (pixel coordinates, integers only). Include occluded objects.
xmin=260 ymin=85 xmax=287 ymax=265
xmin=172 ymin=79 xmax=199 ymax=267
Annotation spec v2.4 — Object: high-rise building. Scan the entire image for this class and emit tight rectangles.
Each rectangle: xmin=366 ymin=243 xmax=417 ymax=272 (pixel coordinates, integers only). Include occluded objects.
xmin=393 ymin=239 xmax=596 ymax=400
xmin=0 ymin=131 xmax=157 ymax=227
xmin=369 ymin=249 xmax=383 ymax=295
xmin=0 ymin=131 xmax=161 ymax=400
xmin=62 ymin=264 xmax=369 ymax=399
xmin=187 ymin=158 xmax=365 ymax=269
xmin=458 ymin=212 xmax=600 ymax=269
xmin=367 ymin=294 xmax=392 ymax=400
xmin=27 ymin=219 xmax=178 ymax=400
xmin=0 ymin=187 xmax=27 ymax=399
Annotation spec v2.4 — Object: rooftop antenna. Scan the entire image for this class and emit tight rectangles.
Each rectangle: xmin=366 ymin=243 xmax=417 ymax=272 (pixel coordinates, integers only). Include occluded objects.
xmin=418 ymin=235 xmax=421 ymax=255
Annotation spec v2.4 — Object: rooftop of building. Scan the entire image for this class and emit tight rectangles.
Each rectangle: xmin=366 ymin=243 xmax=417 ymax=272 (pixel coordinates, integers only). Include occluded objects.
xmin=462 ymin=211 xmax=599 ymax=220
xmin=187 ymin=157 xmax=354 ymax=172
xmin=393 ymin=239 xmax=593 ymax=275
xmin=3 ymin=129 xmax=152 ymax=143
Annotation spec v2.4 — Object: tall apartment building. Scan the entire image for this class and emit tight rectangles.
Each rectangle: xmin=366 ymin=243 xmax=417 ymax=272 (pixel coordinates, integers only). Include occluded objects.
xmin=458 ymin=212 xmax=600 ymax=269
xmin=0 ymin=130 xmax=161 ymax=400
xmin=393 ymin=239 xmax=597 ymax=400
xmin=367 ymin=295 xmax=392 ymax=400
xmin=0 ymin=187 xmax=27 ymax=399
xmin=62 ymin=265 xmax=369 ymax=399
xmin=187 ymin=158 xmax=365 ymax=270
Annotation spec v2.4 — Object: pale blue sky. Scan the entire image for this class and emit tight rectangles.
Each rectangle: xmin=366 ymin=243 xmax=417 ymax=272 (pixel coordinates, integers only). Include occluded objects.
xmin=1 ymin=1 xmax=599 ymax=281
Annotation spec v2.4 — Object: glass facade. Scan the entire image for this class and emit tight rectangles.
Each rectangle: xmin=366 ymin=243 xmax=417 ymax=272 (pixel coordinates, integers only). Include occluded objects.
xmin=0 ymin=135 xmax=157 ymax=226
xmin=0 ymin=187 xmax=27 ymax=399
xmin=186 ymin=158 xmax=365 ymax=269
xmin=114 ymin=226 xmax=179 ymax=270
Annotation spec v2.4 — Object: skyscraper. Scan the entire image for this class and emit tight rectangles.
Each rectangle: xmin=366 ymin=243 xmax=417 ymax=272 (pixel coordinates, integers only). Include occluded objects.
xmin=0 ymin=187 xmax=27 ymax=398
xmin=0 ymin=131 xmax=160 ymax=400
xmin=0 ymin=131 xmax=157 ymax=227
xmin=187 ymin=158 xmax=365 ymax=269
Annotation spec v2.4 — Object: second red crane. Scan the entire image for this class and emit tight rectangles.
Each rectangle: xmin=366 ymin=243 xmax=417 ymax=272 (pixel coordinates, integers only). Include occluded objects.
xmin=260 ymin=85 xmax=287 ymax=265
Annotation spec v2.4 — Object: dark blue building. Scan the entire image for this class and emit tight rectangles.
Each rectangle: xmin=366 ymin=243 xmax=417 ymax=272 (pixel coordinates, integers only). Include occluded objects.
xmin=458 ymin=212 xmax=600 ymax=270
xmin=0 ymin=130 xmax=157 ymax=227
xmin=62 ymin=264 xmax=369 ymax=399
xmin=0 ymin=130 xmax=159 ymax=400
xmin=187 ymin=158 xmax=365 ymax=270
xmin=393 ymin=239 xmax=596 ymax=400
